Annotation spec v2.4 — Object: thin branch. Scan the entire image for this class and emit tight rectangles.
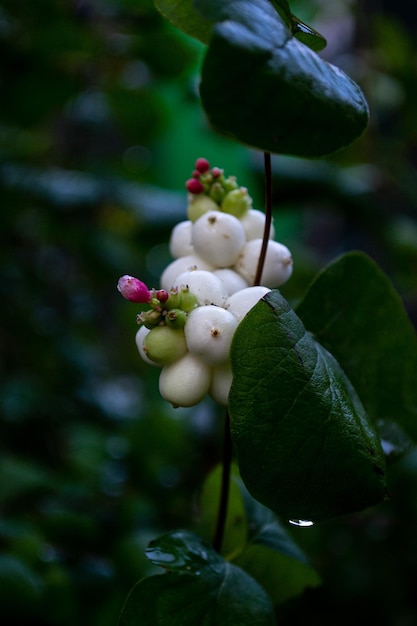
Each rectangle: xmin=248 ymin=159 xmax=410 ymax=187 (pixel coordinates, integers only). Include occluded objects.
xmin=212 ymin=410 xmax=232 ymax=553
xmin=213 ymin=152 xmax=273 ymax=553
xmin=254 ymin=151 xmax=273 ymax=286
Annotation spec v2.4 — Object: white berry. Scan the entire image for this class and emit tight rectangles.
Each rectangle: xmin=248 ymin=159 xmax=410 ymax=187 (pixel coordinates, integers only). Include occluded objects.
xmin=210 ymin=362 xmax=233 ymax=405
xmin=171 ymin=270 xmax=228 ymax=307
xmin=192 ymin=210 xmax=246 ymax=267
xmin=135 ymin=326 xmax=158 ymax=367
xmin=225 ymin=286 xmax=271 ymax=323
xmin=185 ymin=305 xmax=238 ymax=365
xmin=213 ymin=268 xmax=248 ymax=295
xmin=169 ymin=220 xmax=194 ymax=258
xmin=234 ymin=239 xmax=293 ymax=287
xmin=240 ymin=209 xmax=275 ymax=241
xmin=159 ymin=353 xmax=211 ymax=407
xmin=160 ymin=255 xmax=214 ymax=292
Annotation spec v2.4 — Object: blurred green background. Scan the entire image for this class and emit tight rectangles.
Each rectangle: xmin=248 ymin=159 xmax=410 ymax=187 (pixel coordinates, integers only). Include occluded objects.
xmin=1 ymin=0 xmax=417 ymax=624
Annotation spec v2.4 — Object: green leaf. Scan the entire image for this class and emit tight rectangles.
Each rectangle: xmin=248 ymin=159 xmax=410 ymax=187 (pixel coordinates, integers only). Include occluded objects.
xmin=291 ymin=16 xmax=327 ymax=52
xmin=296 ymin=252 xmax=417 ymax=444
xmin=195 ymin=465 xmax=321 ymax=603
xmin=196 ymin=464 xmax=248 ymax=560
xmin=197 ymin=0 xmax=368 ymax=157
xmin=154 ymin=0 xmax=213 ymax=44
xmin=229 ymin=290 xmax=387 ymax=522
xmin=119 ymin=530 xmax=276 ymax=626
xmin=233 ymin=493 xmax=321 ymax=604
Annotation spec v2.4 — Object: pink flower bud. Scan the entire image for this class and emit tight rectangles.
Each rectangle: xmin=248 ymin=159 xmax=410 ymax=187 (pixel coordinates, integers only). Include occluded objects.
xmin=211 ymin=167 xmax=223 ymax=178
xmin=117 ymin=275 xmax=151 ymax=303
xmin=195 ymin=157 xmax=210 ymax=173
xmin=186 ymin=178 xmax=204 ymax=194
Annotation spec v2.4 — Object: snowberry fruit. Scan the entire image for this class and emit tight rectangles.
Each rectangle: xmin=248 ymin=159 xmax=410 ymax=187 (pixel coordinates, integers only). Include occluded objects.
xmin=210 ymin=362 xmax=233 ymax=406
xmin=165 ymin=308 xmax=188 ymax=329
xmin=192 ymin=210 xmax=246 ymax=267
xmin=171 ymin=270 xmax=228 ymax=307
xmin=160 ymin=255 xmax=214 ymax=292
xmin=221 ymin=187 xmax=252 ymax=218
xmin=225 ymin=286 xmax=271 ymax=323
xmin=169 ymin=221 xmax=193 ymax=258
xmin=234 ymin=239 xmax=293 ymax=287
xmin=159 ymin=353 xmax=211 ymax=407
xmin=213 ymin=268 xmax=248 ymax=295
xmin=184 ymin=305 xmax=238 ymax=366
xmin=135 ymin=326 xmax=158 ymax=367
xmin=240 ymin=209 xmax=276 ymax=241
xmin=144 ymin=325 xmax=187 ymax=365
xmin=187 ymin=194 xmax=219 ymax=222
xmin=177 ymin=287 xmax=199 ymax=312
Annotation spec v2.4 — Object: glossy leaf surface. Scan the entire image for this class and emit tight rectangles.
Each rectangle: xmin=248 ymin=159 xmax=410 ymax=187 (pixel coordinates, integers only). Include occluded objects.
xmin=296 ymin=252 xmax=417 ymax=443
xmin=154 ymin=0 xmax=213 ymax=44
xmin=119 ymin=530 xmax=275 ymax=626
xmin=197 ymin=0 xmax=368 ymax=156
xmin=233 ymin=492 xmax=321 ymax=604
xmin=195 ymin=465 xmax=320 ymax=603
xmin=229 ymin=290 xmax=386 ymax=522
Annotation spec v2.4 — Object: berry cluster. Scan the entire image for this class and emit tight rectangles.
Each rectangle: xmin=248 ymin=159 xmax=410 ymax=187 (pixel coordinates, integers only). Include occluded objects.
xmin=117 ymin=158 xmax=293 ymax=408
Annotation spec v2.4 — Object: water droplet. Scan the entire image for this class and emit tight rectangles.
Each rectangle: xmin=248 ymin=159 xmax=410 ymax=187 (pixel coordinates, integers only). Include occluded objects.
xmin=289 ymin=519 xmax=314 ymax=527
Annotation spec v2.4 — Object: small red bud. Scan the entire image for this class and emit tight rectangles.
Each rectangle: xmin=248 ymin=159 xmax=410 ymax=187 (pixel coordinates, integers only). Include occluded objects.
xmin=156 ymin=289 xmax=169 ymax=303
xmin=186 ymin=178 xmax=204 ymax=194
xmin=195 ymin=158 xmax=210 ymax=173
xmin=211 ymin=167 xmax=223 ymax=178
xmin=192 ymin=169 xmax=201 ymax=178
xmin=117 ymin=275 xmax=152 ymax=303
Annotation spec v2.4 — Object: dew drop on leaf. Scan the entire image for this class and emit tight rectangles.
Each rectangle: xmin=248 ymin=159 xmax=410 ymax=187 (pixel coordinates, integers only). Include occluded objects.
xmin=289 ymin=519 xmax=314 ymax=527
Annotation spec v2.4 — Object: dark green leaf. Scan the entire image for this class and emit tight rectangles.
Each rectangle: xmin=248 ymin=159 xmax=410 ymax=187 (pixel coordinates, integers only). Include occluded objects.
xmin=233 ymin=493 xmax=321 ymax=604
xmin=154 ymin=0 xmax=213 ymax=44
xmin=197 ymin=0 xmax=368 ymax=156
xmin=296 ymin=252 xmax=417 ymax=444
xmin=229 ymin=290 xmax=387 ymax=522
xmin=196 ymin=464 xmax=248 ymax=559
xmin=195 ymin=465 xmax=321 ymax=603
xmin=119 ymin=530 xmax=276 ymax=626
xmin=292 ymin=16 xmax=327 ymax=52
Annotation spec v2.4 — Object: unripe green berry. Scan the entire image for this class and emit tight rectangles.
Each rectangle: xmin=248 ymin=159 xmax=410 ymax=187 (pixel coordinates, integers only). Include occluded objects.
xmin=136 ymin=326 xmax=159 ymax=367
xmin=178 ymin=288 xmax=199 ymax=312
xmin=165 ymin=288 xmax=181 ymax=310
xmin=137 ymin=309 xmax=163 ymax=329
xmin=221 ymin=187 xmax=252 ymax=218
xmin=159 ymin=353 xmax=211 ymax=407
xmin=222 ymin=176 xmax=238 ymax=193
xmin=187 ymin=194 xmax=219 ymax=222
xmin=209 ymin=182 xmax=226 ymax=204
xmin=165 ymin=308 xmax=187 ymax=329
xmin=144 ymin=325 xmax=187 ymax=365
